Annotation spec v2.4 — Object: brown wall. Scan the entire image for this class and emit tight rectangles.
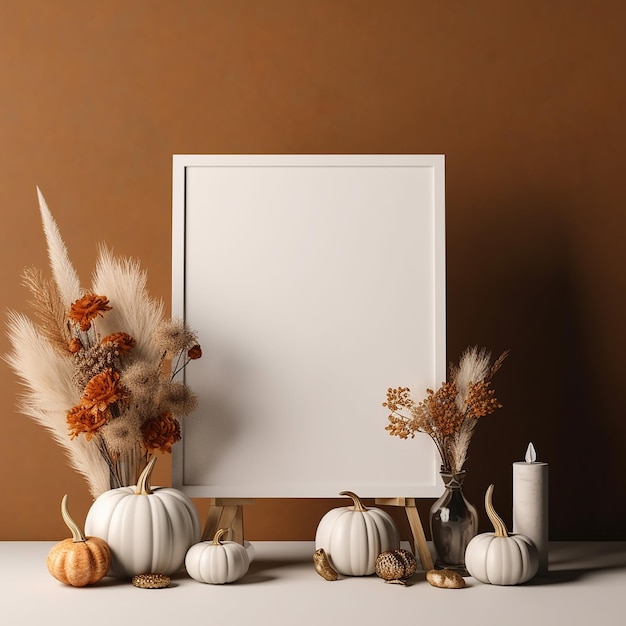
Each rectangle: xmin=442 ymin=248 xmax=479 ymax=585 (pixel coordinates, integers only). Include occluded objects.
xmin=1 ymin=0 xmax=624 ymax=541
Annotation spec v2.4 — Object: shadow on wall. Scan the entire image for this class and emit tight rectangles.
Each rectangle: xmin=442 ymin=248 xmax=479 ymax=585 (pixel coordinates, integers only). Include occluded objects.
xmin=445 ymin=194 xmax=620 ymax=540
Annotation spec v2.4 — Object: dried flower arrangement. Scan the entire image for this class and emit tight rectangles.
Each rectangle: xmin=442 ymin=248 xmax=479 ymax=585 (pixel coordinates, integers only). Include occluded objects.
xmin=4 ymin=190 xmax=201 ymax=497
xmin=383 ymin=347 xmax=508 ymax=475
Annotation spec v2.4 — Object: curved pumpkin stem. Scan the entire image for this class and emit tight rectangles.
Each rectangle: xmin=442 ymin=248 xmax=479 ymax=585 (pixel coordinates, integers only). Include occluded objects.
xmin=135 ymin=456 xmax=157 ymax=496
xmin=339 ymin=490 xmax=368 ymax=512
xmin=212 ymin=528 xmax=230 ymax=545
xmin=485 ymin=484 xmax=509 ymax=538
xmin=61 ymin=494 xmax=86 ymax=543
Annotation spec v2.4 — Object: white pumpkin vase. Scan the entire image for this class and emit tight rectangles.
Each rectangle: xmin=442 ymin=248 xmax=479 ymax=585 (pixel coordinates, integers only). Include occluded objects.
xmin=315 ymin=490 xmax=400 ymax=576
xmin=465 ymin=484 xmax=539 ymax=585
xmin=85 ymin=456 xmax=200 ymax=578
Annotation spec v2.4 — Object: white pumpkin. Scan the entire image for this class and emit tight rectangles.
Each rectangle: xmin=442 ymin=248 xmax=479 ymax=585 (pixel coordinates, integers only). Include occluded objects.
xmin=315 ymin=490 xmax=400 ymax=576
xmin=465 ymin=484 xmax=539 ymax=585
xmin=185 ymin=528 xmax=250 ymax=584
xmin=84 ymin=457 xmax=200 ymax=578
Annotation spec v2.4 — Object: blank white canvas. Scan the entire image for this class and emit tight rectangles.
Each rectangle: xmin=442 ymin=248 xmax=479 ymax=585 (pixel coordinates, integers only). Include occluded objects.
xmin=172 ymin=154 xmax=445 ymax=498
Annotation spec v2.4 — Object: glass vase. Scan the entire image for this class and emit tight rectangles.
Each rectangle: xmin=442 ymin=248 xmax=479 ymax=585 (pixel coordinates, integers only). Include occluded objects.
xmin=108 ymin=447 xmax=149 ymax=489
xmin=429 ymin=469 xmax=478 ymax=575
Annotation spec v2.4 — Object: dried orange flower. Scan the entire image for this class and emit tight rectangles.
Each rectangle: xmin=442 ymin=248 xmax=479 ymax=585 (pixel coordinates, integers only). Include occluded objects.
xmin=465 ymin=380 xmax=502 ymax=419
xmin=420 ymin=382 xmax=463 ymax=438
xmin=384 ymin=387 xmax=418 ymax=439
xmin=68 ymin=338 xmax=83 ymax=353
xmin=383 ymin=386 xmax=413 ymax=414
xmin=69 ymin=294 xmax=111 ymax=331
xmin=141 ymin=412 xmax=181 ymax=454
xmin=101 ymin=332 xmax=136 ymax=356
xmin=81 ymin=368 xmax=127 ymax=416
xmin=187 ymin=344 xmax=202 ymax=360
xmin=67 ymin=405 xmax=108 ymax=440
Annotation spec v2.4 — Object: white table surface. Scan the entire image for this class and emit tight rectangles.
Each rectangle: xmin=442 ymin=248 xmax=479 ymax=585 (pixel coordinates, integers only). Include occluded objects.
xmin=1 ymin=541 xmax=624 ymax=626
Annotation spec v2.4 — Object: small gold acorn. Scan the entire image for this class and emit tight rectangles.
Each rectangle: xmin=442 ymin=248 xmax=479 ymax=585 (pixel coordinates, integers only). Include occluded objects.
xmin=375 ymin=549 xmax=417 ymax=584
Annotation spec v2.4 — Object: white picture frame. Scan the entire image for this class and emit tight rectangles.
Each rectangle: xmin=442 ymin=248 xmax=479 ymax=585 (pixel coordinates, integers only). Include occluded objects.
xmin=172 ymin=154 xmax=446 ymax=498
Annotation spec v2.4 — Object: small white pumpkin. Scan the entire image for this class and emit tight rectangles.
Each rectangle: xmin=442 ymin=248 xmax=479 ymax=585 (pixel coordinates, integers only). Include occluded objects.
xmin=315 ymin=490 xmax=400 ymax=576
xmin=84 ymin=456 xmax=200 ymax=578
xmin=465 ymin=484 xmax=539 ymax=585
xmin=185 ymin=528 xmax=250 ymax=584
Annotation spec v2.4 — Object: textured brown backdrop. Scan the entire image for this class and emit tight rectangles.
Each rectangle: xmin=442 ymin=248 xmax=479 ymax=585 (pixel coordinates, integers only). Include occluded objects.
xmin=1 ymin=0 xmax=624 ymax=541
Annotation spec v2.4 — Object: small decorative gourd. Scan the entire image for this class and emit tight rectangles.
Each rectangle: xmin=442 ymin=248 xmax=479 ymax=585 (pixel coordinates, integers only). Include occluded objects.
xmin=313 ymin=548 xmax=338 ymax=581
xmin=315 ymin=490 xmax=400 ymax=576
xmin=465 ymin=484 xmax=539 ymax=585
xmin=185 ymin=528 xmax=250 ymax=584
xmin=84 ymin=456 xmax=200 ymax=578
xmin=375 ymin=548 xmax=417 ymax=584
xmin=46 ymin=495 xmax=110 ymax=587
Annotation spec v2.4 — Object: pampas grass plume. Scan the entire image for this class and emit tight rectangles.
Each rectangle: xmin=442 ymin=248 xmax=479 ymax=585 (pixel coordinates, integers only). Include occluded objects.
xmin=36 ymin=188 xmax=82 ymax=306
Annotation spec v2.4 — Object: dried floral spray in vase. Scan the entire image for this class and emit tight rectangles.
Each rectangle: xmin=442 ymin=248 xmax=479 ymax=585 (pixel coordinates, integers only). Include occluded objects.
xmin=383 ymin=347 xmax=508 ymax=474
xmin=5 ymin=190 xmax=202 ymax=496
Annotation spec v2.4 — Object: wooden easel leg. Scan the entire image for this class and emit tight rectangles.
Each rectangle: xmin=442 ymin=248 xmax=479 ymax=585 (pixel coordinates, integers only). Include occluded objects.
xmin=201 ymin=498 xmax=255 ymax=545
xmin=375 ymin=497 xmax=434 ymax=571
xmin=404 ymin=502 xmax=433 ymax=571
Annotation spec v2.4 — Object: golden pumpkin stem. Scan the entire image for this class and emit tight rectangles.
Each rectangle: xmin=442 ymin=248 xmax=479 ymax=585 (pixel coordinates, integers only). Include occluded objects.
xmin=135 ymin=456 xmax=157 ymax=495
xmin=485 ymin=484 xmax=509 ymax=538
xmin=61 ymin=494 xmax=86 ymax=543
xmin=212 ymin=528 xmax=230 ymax=545
xmin=339 ymin=490 xmax=368 ymax=512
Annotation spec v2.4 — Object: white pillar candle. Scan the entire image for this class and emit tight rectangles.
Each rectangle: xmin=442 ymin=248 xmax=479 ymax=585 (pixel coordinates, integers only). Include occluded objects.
xmin=513 ymin=442 xmax=549 ymax=576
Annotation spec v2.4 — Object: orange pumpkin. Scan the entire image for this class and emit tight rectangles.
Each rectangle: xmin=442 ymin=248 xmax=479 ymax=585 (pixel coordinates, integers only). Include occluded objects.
xmin=46 ymin=495 xmax=111 ymax=587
